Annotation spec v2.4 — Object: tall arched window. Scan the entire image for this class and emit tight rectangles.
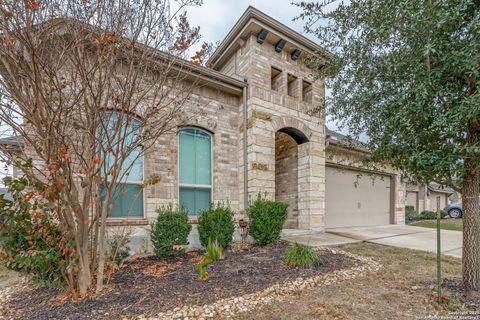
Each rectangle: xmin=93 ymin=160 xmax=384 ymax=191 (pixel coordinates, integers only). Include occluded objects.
xmin=178 ymin=128 xmax=212 ymax=215
xmin=102 ymin=112 xmax=144 ymax=218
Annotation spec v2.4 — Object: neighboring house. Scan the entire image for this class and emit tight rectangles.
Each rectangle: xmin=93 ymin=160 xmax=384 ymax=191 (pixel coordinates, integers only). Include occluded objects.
xmin=0 ymin=7 xmax=407 ymax=248
xmin=325 ymin=129 xmax=405 ymax=228
xmin=0 ymin=188 xmax=12 ymax=236
xmin=406 ymin=182 xmax=458 ymax=212
xmin=0 ymin=188 xmax=13 ymax=202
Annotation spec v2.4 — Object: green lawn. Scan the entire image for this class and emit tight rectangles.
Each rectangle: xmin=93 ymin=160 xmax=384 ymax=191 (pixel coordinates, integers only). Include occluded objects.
xmin=410 ymin=219 xmax=463 ymax=231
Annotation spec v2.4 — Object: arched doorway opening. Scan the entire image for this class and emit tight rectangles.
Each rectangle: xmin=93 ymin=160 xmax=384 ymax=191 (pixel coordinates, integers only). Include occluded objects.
xmin=275 ymin=127 xmax=309 ymax=229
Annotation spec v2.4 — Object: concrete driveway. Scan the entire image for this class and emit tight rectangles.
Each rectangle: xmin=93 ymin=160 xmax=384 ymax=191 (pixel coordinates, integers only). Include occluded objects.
xmin=282 ymin=224 xmax=463 ymax=258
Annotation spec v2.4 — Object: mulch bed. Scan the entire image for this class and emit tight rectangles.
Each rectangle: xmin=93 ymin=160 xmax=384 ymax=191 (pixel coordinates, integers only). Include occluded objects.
xmin=443 ymin=278 xmax=480 ymax=310
xmin=5 ymin=241 xmax=359 ymax=320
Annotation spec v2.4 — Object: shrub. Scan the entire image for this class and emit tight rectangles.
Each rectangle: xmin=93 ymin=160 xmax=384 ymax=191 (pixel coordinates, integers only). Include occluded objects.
xmin=0 ymin=176 xmax=74 ymax=286
xmin=284 ymin=243 xmax=323 ymax=268
xmin=151 ymin=205 xmax=192 ymax=257
xmin=405 ymin=205 xmax=417 ymax=220
xmin=198 ymin=203 xmax=235 ymax=248
xmin=418 ymin=210 xmax=448 ymax=220
xmin=248 ymin=194 xmax=288 ymax=245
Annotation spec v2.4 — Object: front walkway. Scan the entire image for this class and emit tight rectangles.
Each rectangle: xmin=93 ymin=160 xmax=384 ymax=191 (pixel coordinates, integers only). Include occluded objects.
xmin=282 ymin=224 xmax=463 ymax=258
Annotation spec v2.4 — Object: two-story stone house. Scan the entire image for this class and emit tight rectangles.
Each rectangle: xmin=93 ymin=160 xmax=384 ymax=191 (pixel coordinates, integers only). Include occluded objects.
xmin=2 ymin=7 xmax=406 ymax=249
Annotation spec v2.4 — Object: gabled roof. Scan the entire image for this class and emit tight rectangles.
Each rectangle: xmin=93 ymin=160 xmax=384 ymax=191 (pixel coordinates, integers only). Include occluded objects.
xmin=326 ymin=127 xmax=369 ymax=153
xmin=0 ymin=188 xmax=13 ymax=202
xmin=326 ymin=127 xmax=348 ymax=141
xmin=208 ymin=6 xmax=332 ymax=70
xmin=9 ymin=18 xmax=247 ymax=96
xmin=428 ymin=182 xmax=454 ymax=195
xmin=0 ymin=136 xmax=23 ymax=149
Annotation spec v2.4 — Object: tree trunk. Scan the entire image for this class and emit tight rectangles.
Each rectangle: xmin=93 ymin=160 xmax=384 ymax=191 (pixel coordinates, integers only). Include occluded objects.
xmin=77 ymin=248 xmax=92 ymax=296
xmin=95 ymin=202 xmax=110 ymax=294
xmin=462 ymin=135 xmax=480 ymax=290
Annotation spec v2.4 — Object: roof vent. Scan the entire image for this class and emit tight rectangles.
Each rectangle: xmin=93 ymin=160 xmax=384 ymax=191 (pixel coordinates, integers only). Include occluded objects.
xmin=257 ymin=29 xmax=268 ymax=44
xmin=275 ymin=39 xmax=286 ymax=53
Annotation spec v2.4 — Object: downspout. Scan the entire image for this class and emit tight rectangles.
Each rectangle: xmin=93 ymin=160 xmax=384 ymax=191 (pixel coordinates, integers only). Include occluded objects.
xmin=243 ymin=85 xmax=248 ymax=216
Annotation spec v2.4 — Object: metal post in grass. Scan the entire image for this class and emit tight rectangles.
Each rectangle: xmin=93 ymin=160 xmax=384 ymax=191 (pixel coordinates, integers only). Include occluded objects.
xmin=436 ymin=197 xmax=442 ymax=304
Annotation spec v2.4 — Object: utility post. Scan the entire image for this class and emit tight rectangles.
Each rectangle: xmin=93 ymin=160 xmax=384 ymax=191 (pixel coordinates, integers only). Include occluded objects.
xmin=436 ymin=197 xmax=442 ymax=304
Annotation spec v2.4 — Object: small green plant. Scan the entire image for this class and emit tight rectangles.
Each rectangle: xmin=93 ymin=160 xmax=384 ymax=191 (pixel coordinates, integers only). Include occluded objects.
xmin=198 ymin=203 xmax=235 ymax=248
xmin=151 ymin=205 xmax=192 ymax=257
xmin=443 ymin=294 xmax=466 ymax=311
xmin=284 ymin=243 xmax=323 ymax=268
xmin=109 ymin=232 xmax=131 ymax=265
xmin=196 ymin=238 xmax=223 ymax=280
xmin=205 ymin=238 xmax=223 ymax=262
xmin=198 ymin=265 xmax=208 ymax=280
xmin=248 ymin=193 xmax=288 ymax=245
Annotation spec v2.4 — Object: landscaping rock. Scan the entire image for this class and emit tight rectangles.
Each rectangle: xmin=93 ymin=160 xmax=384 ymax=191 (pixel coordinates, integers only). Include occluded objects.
xmin=148 ymin=248 xmax=381 ymax=320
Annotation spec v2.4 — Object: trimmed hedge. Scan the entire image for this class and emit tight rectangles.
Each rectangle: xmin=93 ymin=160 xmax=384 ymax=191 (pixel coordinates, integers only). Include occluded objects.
xmin=418 ymin=210 xmax=448 ymax=220
xmin=248 ymin=194 xmax=288 ymax=245
xmin=151 ymin=205 xmax=192 ymax=257
xmin=198 ymin=203 xmax=235 ymax=248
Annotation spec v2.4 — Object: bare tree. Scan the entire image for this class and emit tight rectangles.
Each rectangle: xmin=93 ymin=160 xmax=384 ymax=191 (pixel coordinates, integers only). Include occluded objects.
xmin=0 ymin=0 xmax=208 ymax=295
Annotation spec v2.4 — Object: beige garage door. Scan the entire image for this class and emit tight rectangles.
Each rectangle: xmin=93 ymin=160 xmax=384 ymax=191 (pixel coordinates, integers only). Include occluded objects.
xmin=326 ymin=166 xmax=392 ymax=228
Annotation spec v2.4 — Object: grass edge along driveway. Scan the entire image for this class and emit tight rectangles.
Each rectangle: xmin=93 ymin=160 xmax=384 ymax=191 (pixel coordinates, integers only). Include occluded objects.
xmin=410 ymin=219 xmax=463 ymax=231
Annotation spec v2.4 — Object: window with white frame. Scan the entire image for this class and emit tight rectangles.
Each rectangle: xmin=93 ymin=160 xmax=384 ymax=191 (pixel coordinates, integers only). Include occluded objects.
xmin=178 ymin=128 xmax=212 ymax=215
xmin=101 ymin=112 xmax=144 ymax=218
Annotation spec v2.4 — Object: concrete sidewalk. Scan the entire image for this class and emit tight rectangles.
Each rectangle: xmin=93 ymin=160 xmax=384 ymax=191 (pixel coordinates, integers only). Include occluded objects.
xmin=282 ymin=224 xmax=462 ymax=258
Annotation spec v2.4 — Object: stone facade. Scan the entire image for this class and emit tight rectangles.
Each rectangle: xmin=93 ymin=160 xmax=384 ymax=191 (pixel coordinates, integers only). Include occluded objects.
xmin=275 ymin=132 xmax=299 ymax=228
xmin=7 ymin=7 xmax=408 ymax=251
xmin=143 ymin=86 xmax=242 ymax=218
xmin=215 ymin=30 xmax=327 ymax=230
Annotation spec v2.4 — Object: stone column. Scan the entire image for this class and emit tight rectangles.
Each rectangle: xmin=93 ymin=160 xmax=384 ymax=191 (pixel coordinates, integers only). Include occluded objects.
xmin=297 ymin=141 xmax=325 ymax=230
xmin=247 ymin=115 xmax=275 ymax=201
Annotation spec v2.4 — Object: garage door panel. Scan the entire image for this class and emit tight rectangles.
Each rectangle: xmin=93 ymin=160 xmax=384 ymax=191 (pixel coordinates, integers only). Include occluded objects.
xmin=326 ymin=166 xmax=391 ymax=228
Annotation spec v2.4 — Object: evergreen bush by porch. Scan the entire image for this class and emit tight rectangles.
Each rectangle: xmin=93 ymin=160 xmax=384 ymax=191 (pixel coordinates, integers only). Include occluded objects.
xmin=198 ymin=203 xmax=235 ymax=248
xmin=151 ymin=205 xmax=191 ymax=257
xmin=248 ymin=194 xmax=288 ymax=245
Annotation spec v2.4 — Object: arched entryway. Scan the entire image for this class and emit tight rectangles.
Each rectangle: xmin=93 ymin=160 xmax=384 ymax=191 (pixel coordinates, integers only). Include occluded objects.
xmin=274 ymin=127 xmax=309 ymax=229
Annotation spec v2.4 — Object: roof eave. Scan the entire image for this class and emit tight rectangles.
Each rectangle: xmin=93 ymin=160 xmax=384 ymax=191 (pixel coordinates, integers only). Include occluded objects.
xmin=208 ymin=6 xmax=333 ymax=70
xmin=29 ymin=18 xmax=248 ymax=96
xmin=326 ymin=137 xmax=371 ymax=155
